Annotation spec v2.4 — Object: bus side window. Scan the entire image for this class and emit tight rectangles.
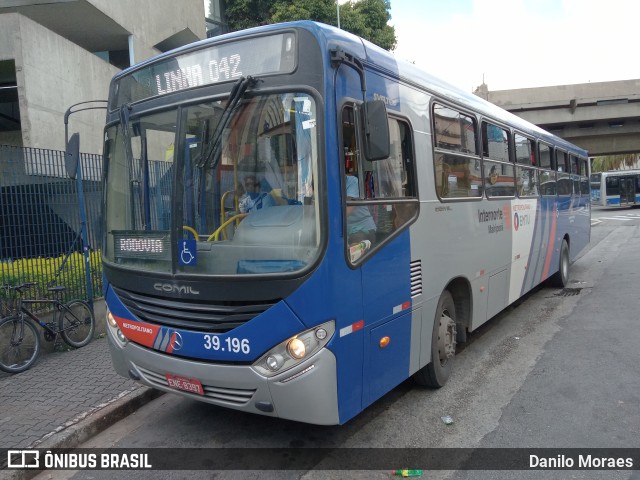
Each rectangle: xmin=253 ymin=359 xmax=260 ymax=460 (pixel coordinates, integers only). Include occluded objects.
xmin=538 ymin=143 xmax=556 ymax=196
xmin=580 ymin=159 xmax=590 ymax=195
xmin=482 ymin=121 xmax=515 ymax=198
xmin=343 ymin=105 xmax=418 ymax=264
xmin=556 ymin=150 xmax=571 ymax=196
xmin=515 ymin=133 xmax=538 ymax=197
xmin=433 ymin=104 xmax=482 ymax=199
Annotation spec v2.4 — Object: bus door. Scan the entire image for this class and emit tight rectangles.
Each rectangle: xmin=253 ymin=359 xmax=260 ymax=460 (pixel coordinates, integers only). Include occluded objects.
xmin=337 ymin=62 xmax=415 ymax=407
xmin=620 ymin=177 xmax=636 ymax=205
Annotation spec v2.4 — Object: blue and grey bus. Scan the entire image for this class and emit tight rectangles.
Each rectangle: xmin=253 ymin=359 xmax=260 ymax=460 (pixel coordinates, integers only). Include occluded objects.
xmin=103 ymin=21 xmax=591 ymax=425
xmin=590 ymin=170 xmax=640 ymax=206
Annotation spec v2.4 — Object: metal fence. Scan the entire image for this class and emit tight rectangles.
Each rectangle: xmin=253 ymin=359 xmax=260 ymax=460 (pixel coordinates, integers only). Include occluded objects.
xmin=0 ymin=144 xmax=103 ymax=308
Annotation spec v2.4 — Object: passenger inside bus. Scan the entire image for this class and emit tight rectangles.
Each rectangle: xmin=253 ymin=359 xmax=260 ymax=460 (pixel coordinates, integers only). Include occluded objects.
xmin=345 ymin=173 xmax=377 ymax=245
xmin=238 ymin=174 xmax=277 ymax=213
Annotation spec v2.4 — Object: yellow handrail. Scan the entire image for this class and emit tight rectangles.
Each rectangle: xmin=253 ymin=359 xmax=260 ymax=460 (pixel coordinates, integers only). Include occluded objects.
xmin=182 ymin=226 xmax=199 ymax=241
xmin=207 ymin=213 xmax=247 ymax=241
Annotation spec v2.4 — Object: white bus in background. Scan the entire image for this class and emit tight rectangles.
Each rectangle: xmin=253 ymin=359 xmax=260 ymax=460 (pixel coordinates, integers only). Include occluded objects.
xmin=590 ymin=170 xmax=640 ymax=206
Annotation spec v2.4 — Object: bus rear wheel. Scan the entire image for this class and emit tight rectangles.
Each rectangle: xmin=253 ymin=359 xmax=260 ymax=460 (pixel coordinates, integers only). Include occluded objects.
xmin=550 ymin=239 xmax=569 ymax=288
xmin=414 ymin=290 xmax=457 ymax=388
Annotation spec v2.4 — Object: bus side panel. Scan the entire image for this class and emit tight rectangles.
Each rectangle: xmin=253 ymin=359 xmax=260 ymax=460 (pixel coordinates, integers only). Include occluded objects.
xmin=521 ymin=198 xmax=555 ymax=294
xmin=571 ymin=194 xmax=591 ymax=260
xmin=361 ymin=229 xmax=413 ymax=407
xmin=555 ymin=193 xmax=573 ymax=264
xmin=508 ymin=199 xmax=538 ymax=303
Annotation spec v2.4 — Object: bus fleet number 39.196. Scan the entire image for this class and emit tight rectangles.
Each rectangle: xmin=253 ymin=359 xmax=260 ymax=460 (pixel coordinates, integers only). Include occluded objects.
xmin=203 ymin=334 xmax=251 ymax=354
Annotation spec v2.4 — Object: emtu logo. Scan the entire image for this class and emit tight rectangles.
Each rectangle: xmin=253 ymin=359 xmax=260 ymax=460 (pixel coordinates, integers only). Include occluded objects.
xmin=514 ymin=212 xmax=531 ymax=231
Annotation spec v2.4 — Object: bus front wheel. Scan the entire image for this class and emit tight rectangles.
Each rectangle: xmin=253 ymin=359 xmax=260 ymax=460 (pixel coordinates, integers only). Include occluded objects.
xmin=414 ymin=290 xmax=457 ymax=388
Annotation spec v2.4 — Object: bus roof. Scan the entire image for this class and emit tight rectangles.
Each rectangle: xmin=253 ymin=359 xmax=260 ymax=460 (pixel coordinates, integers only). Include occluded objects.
xmin=112 ymin=20 xmax=588 ymax=158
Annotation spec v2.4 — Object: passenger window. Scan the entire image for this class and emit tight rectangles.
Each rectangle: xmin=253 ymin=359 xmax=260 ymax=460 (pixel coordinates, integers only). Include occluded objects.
xmin=556 ymin=150 xmax=568 ymax=172
xmin=579 ymin=159 xmax=590 ymax=195
xmin=515 ymin=133 xmax=538 ymax=197
xmin=342 ymin=105 xmax=418 ymax=264
xmin=482 ymin=122 xmax=514 ymax=198
xmin=539 ymin=143 xmax=552 ymax=169
xmin=433 ymin=103 xmax=482 ymax=199
xmin=538 ymin=143 xmax=556 ymax=196
xmin=570 ymin=155 xmax=581 ymax=196
xmin=433 ymin=104 xmax=476 ymax=154
xmin=556 ymin=150 xmax=572 ymax=195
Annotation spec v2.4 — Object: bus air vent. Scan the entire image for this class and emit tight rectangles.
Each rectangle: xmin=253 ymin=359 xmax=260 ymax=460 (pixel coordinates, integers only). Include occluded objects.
xmin=112 ymin=286 xmax=279 ymax=333
xmin=410 ymin=260 xmax=422 ymax=298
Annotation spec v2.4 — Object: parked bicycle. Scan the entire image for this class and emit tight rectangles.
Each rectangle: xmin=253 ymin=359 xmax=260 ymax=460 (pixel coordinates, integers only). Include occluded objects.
xmin=0 ymin=282 xmax=96 ymax=373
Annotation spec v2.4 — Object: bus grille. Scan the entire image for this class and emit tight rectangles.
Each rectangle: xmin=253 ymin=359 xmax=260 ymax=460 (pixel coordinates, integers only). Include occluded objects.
xmin=112 ymin=287 xmax=278 ymax=333
xmin=136 ymin=365 xmax=256 ymax=405
xmin=410 ymin=260 xmax=422 ymax=298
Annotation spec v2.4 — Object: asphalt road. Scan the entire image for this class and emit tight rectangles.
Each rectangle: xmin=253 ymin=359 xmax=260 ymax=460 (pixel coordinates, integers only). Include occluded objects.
xmin=37 ymin=205 xmax=640 ymax=480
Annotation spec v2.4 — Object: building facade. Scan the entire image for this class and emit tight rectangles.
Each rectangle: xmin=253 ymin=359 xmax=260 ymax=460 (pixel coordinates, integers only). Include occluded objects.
xmin=0 ymin=0 xmax=207 ymax=153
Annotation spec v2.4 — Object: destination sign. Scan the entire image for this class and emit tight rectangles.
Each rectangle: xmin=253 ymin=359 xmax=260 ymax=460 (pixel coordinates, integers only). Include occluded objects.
xmin=110 ymin=32 xmax=296 ymax=110
xmin=113 ymin=231 xmax=171 ymax=260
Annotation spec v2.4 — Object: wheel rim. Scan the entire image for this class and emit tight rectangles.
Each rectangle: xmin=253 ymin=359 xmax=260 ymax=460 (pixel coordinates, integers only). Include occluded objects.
xmin=437 ymin=308 xmax=457 ymax=365
xmin=63 ymin=304 xmax=92 ymax=344
xmin=561 ymin=245 xmax=569 ymax=282
xmin=0 ymin=320 xmax=37 ymax=370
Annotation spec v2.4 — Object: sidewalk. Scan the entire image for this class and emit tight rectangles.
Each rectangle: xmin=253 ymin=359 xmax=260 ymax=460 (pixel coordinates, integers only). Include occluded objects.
xmin=0 ymin=336 xmax=161 ymax=450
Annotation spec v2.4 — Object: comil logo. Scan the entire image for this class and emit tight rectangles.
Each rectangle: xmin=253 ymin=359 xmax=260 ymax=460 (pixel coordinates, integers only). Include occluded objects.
xmin=153 ymin=283 xmax=200 ymax=295
xmin=7 ymin=450 xmax=39 ymax=469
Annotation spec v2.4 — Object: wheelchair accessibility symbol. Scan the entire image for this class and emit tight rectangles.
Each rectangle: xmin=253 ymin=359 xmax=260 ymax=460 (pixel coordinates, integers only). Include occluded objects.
xmin=178 ymin=239 xmax=197 ymax=266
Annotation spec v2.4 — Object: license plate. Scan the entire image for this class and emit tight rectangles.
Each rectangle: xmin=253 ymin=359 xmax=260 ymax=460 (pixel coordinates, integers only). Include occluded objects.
xmin=165 ymin=373 xmax=204 ymax=396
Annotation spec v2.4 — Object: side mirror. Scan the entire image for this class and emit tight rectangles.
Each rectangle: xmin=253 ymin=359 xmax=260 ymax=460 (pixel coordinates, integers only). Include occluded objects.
xmin=65 ymin=132 xmax=80 ymax=180
xmin=361 ymin=100 xmax=390 ymax=161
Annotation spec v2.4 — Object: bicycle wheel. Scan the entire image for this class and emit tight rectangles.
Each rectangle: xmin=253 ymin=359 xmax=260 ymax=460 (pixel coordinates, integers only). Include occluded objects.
xmin=0 ymin=315 xmax=41 ymax=373
xmin=59 ymin=300 xmax=95 ymax=348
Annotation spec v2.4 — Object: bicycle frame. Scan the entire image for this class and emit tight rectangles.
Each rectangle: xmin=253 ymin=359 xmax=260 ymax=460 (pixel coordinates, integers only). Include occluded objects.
xmin=18 ymin=301 xmax=61 ymax=337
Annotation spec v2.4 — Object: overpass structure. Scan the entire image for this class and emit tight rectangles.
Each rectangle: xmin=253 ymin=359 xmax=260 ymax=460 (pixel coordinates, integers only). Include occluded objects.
xmin=474 ymin=79 xmax=640 ymax=156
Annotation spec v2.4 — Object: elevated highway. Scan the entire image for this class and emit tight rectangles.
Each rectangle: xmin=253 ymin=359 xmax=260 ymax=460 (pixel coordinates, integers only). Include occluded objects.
xmin=475 ymin=79 xmax=640 ymax=156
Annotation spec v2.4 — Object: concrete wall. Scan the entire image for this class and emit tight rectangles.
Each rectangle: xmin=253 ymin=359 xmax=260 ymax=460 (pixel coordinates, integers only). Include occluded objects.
xmin=485 ymin=80 xmax=640 ymax=109
xmin=0 ymin=131 xmax=23 ymax=146
xmin=91 ymin=0 xmax=205 ymax=62
xmin=0 ymin=13 xmax=17 ymax=59
xmin=0 ymin=1 xmax=206 ymax=153
xmin=15 ymin=14 xmax=119 ymax=153
xmin=480 ymin=80 xmax=640 ymax=156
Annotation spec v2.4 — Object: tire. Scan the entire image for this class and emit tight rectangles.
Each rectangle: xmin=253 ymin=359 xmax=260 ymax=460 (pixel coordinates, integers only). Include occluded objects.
xmin=414 ymin=290 xmax=457 ymax=388
xmin=0 ymin=315 xmax=41 ymax=374
xmin=550 ymin=239 xmax=570 ymax=288
xmin=59 ymin=300 xmax=95 ymax=348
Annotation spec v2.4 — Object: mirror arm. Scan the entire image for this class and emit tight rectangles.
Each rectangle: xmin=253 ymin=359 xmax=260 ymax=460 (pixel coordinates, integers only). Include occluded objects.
xmin=330 ymin=48 xmax=371 ymax=138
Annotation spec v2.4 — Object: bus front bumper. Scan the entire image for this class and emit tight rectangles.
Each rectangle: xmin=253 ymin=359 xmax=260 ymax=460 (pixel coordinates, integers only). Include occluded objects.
xmin=107 ymin=332 xmax=340 ymax=425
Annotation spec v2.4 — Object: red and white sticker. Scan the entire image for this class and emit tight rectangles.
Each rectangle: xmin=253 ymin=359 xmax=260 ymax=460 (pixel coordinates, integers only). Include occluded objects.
xmin=392 ymin=301 xmax=411 ymax=315
xmin=339 ymin=320 xmax=364 ymax=338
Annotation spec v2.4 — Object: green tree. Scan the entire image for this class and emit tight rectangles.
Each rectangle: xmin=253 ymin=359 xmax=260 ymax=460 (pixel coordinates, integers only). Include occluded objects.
xmin=591 ymin=154 xmax=639 ymax=173
xmin=225 ymin=0 xmax=397 ymax=51
xmin=224 ymin=0 xmax=274 ymax=30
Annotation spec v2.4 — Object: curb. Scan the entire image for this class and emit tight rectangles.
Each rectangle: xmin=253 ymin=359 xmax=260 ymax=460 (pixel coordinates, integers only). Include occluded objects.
xmin=1 ymin=387 xmax=163 ymax=480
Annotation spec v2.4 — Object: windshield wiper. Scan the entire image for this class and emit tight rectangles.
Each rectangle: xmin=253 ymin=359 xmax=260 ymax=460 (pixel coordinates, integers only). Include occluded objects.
xmin=197 ymin=76 xmax=257 ymax=169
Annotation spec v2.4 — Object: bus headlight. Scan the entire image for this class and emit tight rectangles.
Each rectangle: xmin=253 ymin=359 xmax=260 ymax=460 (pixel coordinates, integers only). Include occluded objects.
xmin=106 ymin=306 xmax=128 ymax=346
xmin=287 ymin=338 xmax=306 ymax=359
xmin=252 ymin=320 xmax=335 ymax=377
xmin=107 ymin=309 xmax=117 ymax=328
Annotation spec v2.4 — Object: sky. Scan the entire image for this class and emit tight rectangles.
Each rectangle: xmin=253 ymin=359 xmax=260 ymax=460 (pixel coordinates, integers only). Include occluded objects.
xmin=388 ymin=0 xmax=640 ymax=92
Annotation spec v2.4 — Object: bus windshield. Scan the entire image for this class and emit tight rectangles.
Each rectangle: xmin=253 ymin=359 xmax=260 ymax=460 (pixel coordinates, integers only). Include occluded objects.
xmin=103 ymin=92 xmax=320 ymax=276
